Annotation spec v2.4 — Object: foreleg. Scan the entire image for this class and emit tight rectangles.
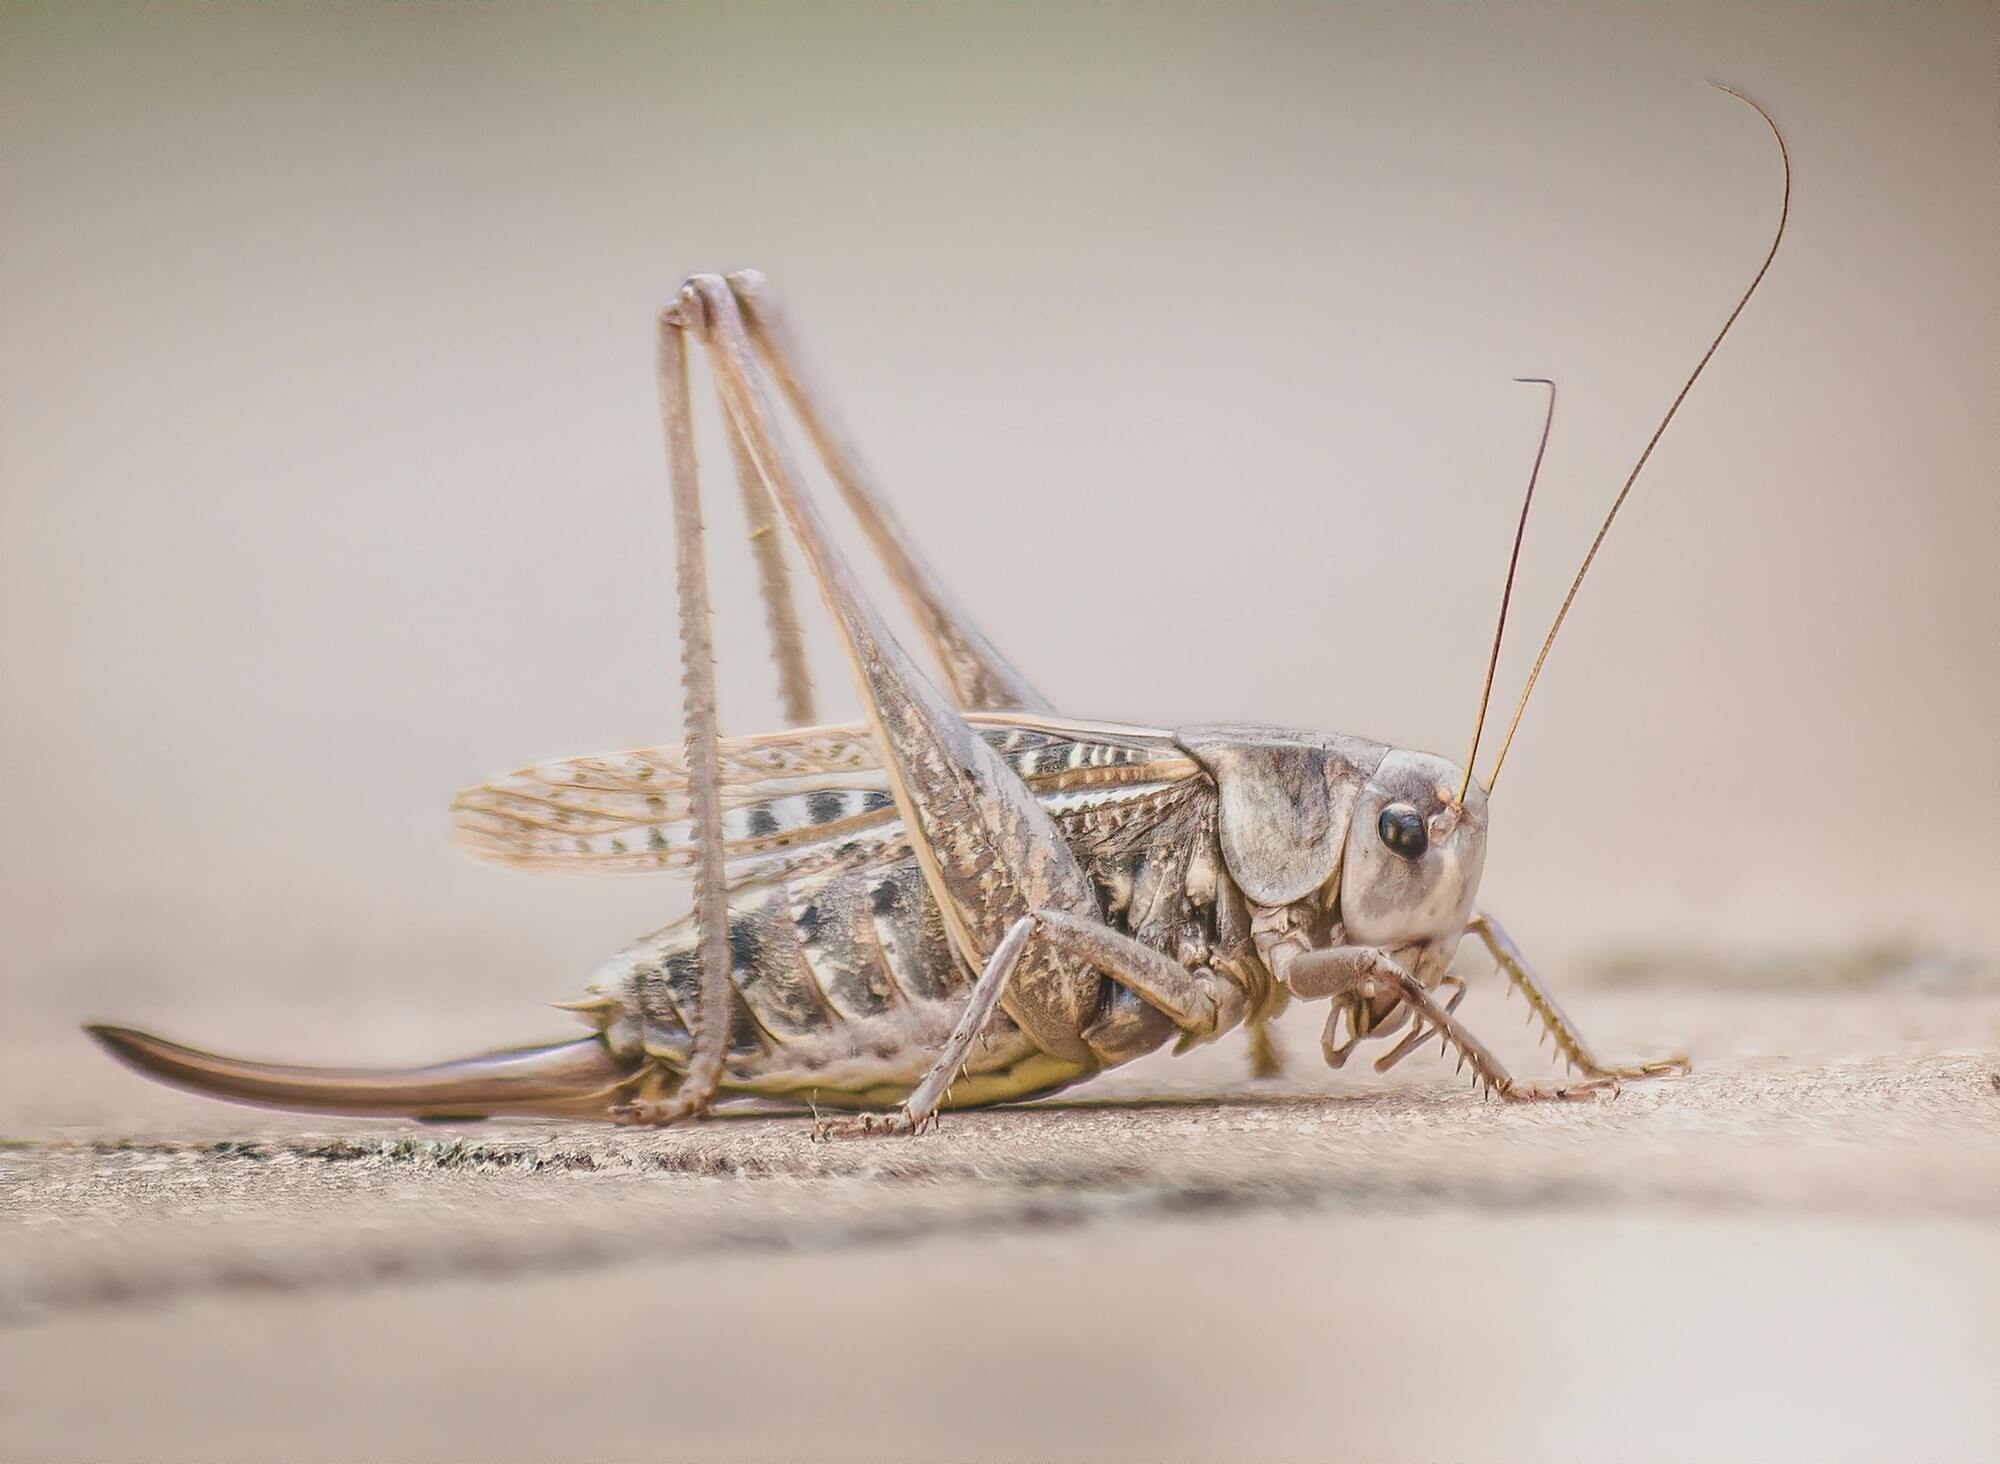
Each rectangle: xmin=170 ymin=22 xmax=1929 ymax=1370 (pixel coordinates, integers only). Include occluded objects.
xmin=1285 ymin=947 xmax=1617 ymax=1102
xmin=1372 ymin=974 xmax=1464 ymax=1073
xmin=1468 ymin=913 xmax=1690 ymax=1081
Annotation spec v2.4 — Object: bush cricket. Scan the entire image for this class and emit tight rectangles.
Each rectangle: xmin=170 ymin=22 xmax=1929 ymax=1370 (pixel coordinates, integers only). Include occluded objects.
xmin=90 ymin=88 xmax=1789 ymax=1134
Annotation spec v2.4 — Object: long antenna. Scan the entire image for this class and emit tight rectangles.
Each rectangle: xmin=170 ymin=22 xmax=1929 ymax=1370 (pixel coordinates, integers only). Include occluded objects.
xmin=1458 ymin=377 xmax=1556 ymax=804
xmin=1483 ymin=84 xmax=1791 ymax=793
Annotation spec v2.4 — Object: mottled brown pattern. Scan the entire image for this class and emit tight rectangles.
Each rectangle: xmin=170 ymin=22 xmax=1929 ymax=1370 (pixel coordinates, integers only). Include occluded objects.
xmin=582 ymin=763 xmax=1230 ymax=1102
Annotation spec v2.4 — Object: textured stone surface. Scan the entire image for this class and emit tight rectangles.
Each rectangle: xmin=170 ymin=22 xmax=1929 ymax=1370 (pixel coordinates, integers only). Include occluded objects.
xmin=2 ymin=983 xmax=1996 ymax=1462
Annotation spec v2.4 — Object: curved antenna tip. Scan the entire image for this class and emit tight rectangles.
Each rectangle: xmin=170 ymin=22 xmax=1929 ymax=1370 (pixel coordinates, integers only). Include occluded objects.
xmin=1709 ymin=83 xmax=1786 ymax=141
xmin=1482 ymin=80 xmax=1790 ymax=793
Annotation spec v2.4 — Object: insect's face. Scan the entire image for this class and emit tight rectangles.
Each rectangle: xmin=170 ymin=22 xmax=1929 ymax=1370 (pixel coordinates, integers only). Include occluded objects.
xmin=1340 ymin=749 xmax=1488 ymax=973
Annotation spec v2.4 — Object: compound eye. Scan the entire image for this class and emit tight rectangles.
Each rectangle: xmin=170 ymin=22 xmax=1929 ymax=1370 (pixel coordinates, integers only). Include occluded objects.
xmin=1377 ymin=804 xmax=1428 ymax=861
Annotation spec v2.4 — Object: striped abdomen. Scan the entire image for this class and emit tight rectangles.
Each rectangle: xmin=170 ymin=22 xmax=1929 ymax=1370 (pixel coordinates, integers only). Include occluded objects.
xmin=568 ymin=767 xmax=1236 ymax=1109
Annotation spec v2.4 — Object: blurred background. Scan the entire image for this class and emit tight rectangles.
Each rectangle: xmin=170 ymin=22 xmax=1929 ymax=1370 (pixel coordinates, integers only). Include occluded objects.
xmin=5 ymin=3 xmax=1994 ymax=1117
xmin=3 ymin=6 xmax=1996 ymax=1461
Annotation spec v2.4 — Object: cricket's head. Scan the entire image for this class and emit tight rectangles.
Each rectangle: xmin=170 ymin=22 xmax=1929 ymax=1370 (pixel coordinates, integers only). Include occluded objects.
xmin=1340 ymin=748 xmax=1488 ymax=968
xmin=1178 ymin=730 xmax=1488 ymax=993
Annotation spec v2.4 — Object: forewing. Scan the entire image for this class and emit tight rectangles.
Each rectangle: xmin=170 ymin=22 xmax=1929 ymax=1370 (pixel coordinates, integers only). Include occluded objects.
xmin=451 ymin=715 xmax=1203 ymax=891
xmin=450 ymin=725 xmax=894 ymax=878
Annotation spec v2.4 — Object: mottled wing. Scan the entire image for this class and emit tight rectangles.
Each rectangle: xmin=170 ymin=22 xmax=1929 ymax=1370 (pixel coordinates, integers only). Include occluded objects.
xmin=451 ymin=714 xmax=1204 ymax=891
xmin=450 ymin=725 xmax=896 ymax=885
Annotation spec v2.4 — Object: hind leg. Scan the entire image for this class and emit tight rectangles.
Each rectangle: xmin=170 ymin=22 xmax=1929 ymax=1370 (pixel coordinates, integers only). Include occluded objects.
xmin=612 ymin=313 xmax=737 ymax=1126
xmin=727 ymin=270 xmax=1047 ymax=713
xmin=670 ymin=275 xmax=1245 ymax=1135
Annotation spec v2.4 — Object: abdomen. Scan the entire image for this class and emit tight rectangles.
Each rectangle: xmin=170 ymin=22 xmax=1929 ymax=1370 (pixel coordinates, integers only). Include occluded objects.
xmin=576 ymin=853 xmax=1087 ymax=1109
xmin=571 ymin=778 xmax=1234 ymax=1110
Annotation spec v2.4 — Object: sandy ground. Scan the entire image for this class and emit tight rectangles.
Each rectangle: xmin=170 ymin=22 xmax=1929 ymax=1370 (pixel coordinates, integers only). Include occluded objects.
xmin=3 ymin=977 xmax=1997 ymax=1462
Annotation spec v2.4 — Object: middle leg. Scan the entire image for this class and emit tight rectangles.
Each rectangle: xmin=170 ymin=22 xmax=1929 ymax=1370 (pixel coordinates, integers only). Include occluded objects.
xmin=817 ymin=907 xmax=1248 ymax=1138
